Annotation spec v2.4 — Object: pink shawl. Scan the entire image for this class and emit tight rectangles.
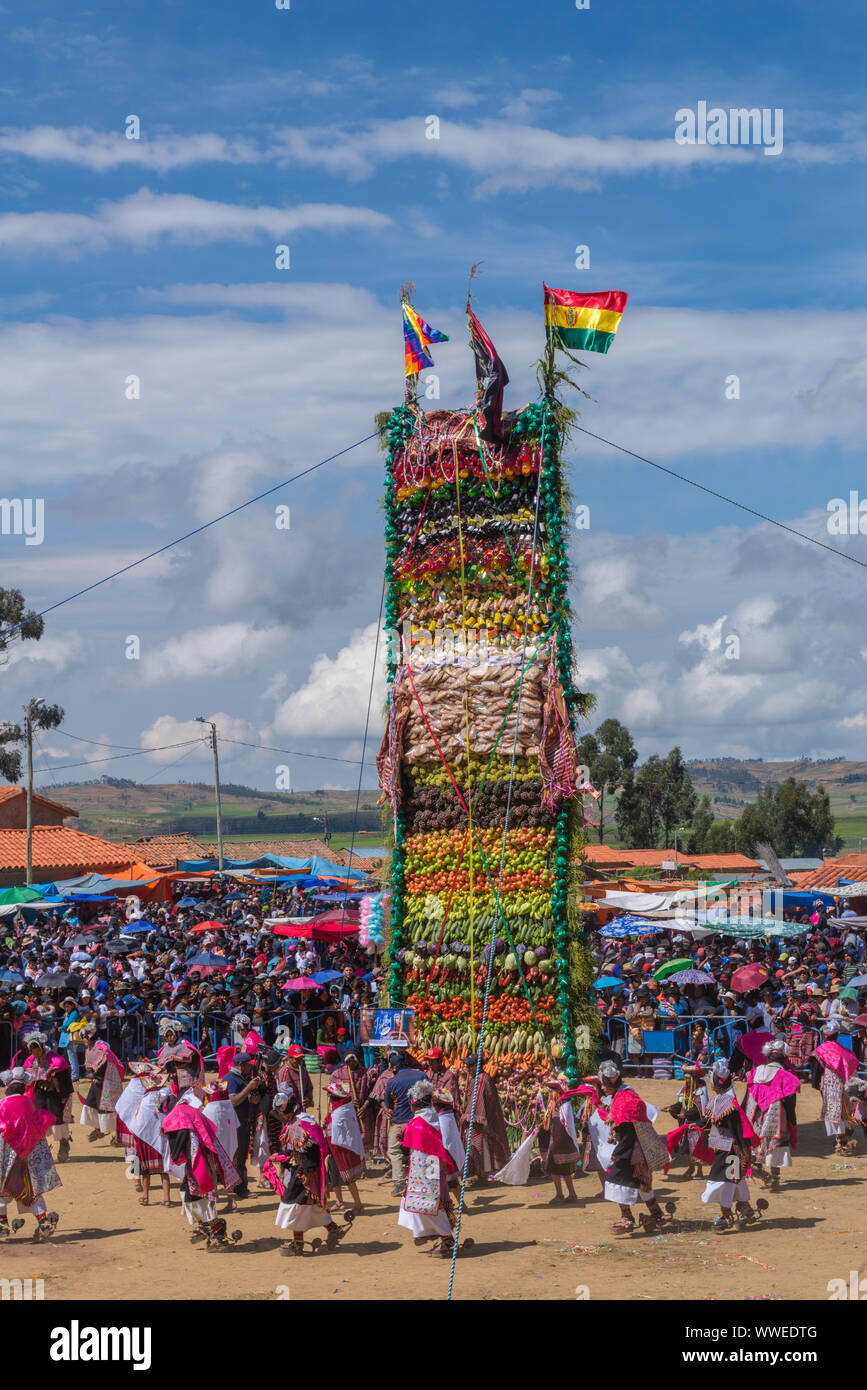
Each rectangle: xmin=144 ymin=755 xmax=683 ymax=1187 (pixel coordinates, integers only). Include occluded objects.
xmin=746 ymin=1066 xmax=801 ymax=1112
xmin=737 ymin=1031 xmax=774 ymax=1065
xmin=261 ymin=1155 xmax=288 ymax=1198
xmin=609 ymin=1087 xmax=649 ymax=1126
xmin=216 ymin=1045 xmax=237 ymax=1079
xmin=94 ymin=1039 xmax=124 ymax=1079
xmin=813 ymin=1040 xmax=859 ymax=1082
xmin=297 ymin=1116 xmax=330 ymax=1199
xmin=665 ymin=1121 xmax=715 ymax=1166
xmin=22 ymin=1050 xmax=69 ymax=1074
xmin=0 ymin=1092 xmax=55 ymax=1158
xmin=403 ymin=1115 xmax=457 ymax=1173
xmin=162 ymin=1101 xmax=240 ymax=1193
xmin=157 ymin=1040 xmax=204 ymax=1078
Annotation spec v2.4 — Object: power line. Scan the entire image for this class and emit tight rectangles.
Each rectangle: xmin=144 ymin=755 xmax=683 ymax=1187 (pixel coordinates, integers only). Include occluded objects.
xmin=219 ymin=735 xmax=377 ymax=768
xmin=136 ymin=742 xmax=206 ymax=786
xmin=574 ymin=424 xmax=867 ymax=572
xmin=54 ymin=730 xmax=146 ymax=751
xmin=31 ymin=738 xmax=204 ymax=774
xmin=0 ymin=426 xmax=385 ymax=644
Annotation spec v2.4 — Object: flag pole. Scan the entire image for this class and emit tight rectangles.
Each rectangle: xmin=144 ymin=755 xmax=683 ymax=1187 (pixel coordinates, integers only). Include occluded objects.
xmin=400 ymin=281 xmax=416 ymax=406
xmin=542 ymin=284 xmax=556 ymax=401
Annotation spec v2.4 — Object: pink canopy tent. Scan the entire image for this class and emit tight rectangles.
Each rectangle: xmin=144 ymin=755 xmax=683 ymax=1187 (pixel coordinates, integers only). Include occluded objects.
xmin=268 ymin=917 xmax=359 ymax=941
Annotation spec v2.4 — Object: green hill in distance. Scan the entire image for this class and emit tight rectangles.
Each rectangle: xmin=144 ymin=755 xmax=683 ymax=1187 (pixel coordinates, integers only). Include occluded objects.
xmin=36 ymin=758 xmax=867 ymax=851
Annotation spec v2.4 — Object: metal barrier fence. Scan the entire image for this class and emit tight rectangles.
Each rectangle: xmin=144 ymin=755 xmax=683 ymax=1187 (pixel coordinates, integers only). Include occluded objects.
xmin=0 ymin=1007 xmax=362 ymax=1070
xmin=601 ymin=1012 xmax=865 ymax=1078
xmin=119 ymin=1007 xmax=363 ymax=1065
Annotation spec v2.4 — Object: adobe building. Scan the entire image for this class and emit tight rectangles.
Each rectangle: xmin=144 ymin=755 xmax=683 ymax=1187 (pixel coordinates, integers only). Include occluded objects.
xmin=0 ymin=787 xmax=136 ymax=888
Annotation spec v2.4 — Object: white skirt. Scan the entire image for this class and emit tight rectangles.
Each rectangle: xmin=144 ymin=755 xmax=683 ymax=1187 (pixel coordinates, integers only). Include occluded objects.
xmin=824 ymin=1118 xmax=849 ymax=1136
xmin=765 ymin=1144 xmax=792 ymax=1167
xmin=182 ymin=1194 xmax=216 ymax=1225
xmin=397 ymin=1198 xmax=452 ymax=1238
xmin=603 ymin=1182 xmax=655 ymax=1205
xmin=702 ymin=1177 xmax=749 ymax=1206
xmin=275 ymin=1202 xmax=332 ymax=1232
xmin=80 ymin=1107 xmax=113 ymax=1133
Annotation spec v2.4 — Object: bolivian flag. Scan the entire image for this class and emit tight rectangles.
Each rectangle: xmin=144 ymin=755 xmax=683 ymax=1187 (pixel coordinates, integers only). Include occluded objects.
xmin=403 ymin=302 xmax=449 ymax=376
xmin=543 ymin=285 xmax=628 ymax=355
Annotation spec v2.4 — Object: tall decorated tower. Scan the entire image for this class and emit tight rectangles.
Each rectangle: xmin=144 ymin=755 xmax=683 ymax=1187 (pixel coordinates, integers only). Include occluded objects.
xmin=377 ymin=284 xmax=627 ymax=1092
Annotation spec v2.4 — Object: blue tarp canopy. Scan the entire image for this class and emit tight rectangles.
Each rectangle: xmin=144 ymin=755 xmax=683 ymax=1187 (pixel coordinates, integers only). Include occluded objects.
xmin=599 ymin=916 xmax=667 ymax=938
xmin=763 ymin=889 xmax=839 ymax=914
xmin=177 ymin=855 xmax=369 ymax=880
xmin=311 ymin=891 xmax=367 ymax=902
xmin=35 ymin=872 xmax=159 ymax=896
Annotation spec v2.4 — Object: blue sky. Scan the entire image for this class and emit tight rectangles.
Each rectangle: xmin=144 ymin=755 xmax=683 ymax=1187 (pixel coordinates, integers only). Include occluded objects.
xmin=3 ymin=0 xmax=867 ymax=793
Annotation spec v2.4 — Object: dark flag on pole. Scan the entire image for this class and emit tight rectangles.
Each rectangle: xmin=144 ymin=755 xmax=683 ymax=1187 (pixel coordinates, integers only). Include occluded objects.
xmin=467 ymin=302 xmax=509 ymax=443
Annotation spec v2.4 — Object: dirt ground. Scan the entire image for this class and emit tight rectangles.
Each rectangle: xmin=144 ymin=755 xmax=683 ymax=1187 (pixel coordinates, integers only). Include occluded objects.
xmin=4 ymin=1080 xmax=864 ymax=1302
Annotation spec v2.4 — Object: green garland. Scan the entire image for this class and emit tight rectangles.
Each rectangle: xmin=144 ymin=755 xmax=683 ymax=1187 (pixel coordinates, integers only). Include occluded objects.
xmin=383 ymin=404 xmax=414 ymax=1003
xmin=533 ymin=400 xmax=590 ymax=1081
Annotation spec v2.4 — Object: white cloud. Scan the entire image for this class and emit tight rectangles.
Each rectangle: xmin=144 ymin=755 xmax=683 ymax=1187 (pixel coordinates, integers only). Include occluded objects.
xmin=138 ymin=622 xmax=288 ymax=685
xmin=0 ymin=126 xmax=266 ymax=172
xmin=2 ymin=631 xmax=86 ymax=674
xmin=270 ymin=622 xmax=386 ymax=739
xmin=0 ymin=187 xmax=391 ymax=256
xmin=580 ymin=551 xmax=666 ymax=627
xmin=140 ymin=712 xmax=259 ymax=763
xmin=680 ymin=615 xmax=728 ymax=652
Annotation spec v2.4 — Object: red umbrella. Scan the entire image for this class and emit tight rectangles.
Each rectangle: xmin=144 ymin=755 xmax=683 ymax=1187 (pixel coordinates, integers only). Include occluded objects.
xmin=730 ymin=964 xmax=770 ymax=994
xmin=187 ymin=921 xmax=226 ymax=935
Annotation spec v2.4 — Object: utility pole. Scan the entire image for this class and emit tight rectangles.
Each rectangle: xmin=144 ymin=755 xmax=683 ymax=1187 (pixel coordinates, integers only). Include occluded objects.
xmin=18 ymin=698 xmax=64 ymax=886
xmin=24 ymin=703 xmax=35 ymax=885
xmin=196 ymin=716 xmax=224 ymax=872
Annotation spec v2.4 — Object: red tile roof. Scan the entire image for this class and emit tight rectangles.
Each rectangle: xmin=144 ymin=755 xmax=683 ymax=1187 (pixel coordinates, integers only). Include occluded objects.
xmin=0 ymin=827 xmax=134 ymax=873
xmin=788 ymin=862 xmax=867 ymax=890
xmin=581 ymin=846 xmax=761 ymax=872
xmin=201 ymin=838 xmax=383 ymax=867
xmin=125 ymin=833 xmax=209 ymax=867
xmin=0 ymin=786 xmax=78 ymax=818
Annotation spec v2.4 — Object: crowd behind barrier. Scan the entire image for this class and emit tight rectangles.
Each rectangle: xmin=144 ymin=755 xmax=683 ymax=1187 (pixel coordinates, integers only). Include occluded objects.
xmin=601 ymin=1012 xmax=867 ymax=1079
xmin=0 ymin=1006 xmax=364 ymax=1074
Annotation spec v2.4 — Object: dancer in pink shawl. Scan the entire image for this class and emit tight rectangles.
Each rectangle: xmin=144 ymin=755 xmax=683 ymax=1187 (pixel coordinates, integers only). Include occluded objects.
xmin=600 ymin=1060 xmax=672 ymax=1235
xmin=810 ymin=1021 xmax=859 ymax=1154
xmin=156 ymin=1017 xmax=203 ymax=1092
xmin=701 ymin=1059 xmax=766 ymax=1232
xmin=79 ymin=1024 xmax=125 ymax=1142
xmin=0 ymin=1067 xmax=61 ymax=1242
xmin=398 ymin=1079 xmax=467 ymax=1259
xmin=324 ymin=1079 xmax=365 ymax=1214
xmin=265 ymin=1088 xmax=351 ymax=1257
xmin=117 ymin=1062 xmax=173 ymax=1207
xmin=22 ymin=1032 xmax=74 ymax=1163
xmin=743 ymin=1038 xmax=800 ymax=1189
xmin=162 ymin=1099 xmax=242 ymax=1249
